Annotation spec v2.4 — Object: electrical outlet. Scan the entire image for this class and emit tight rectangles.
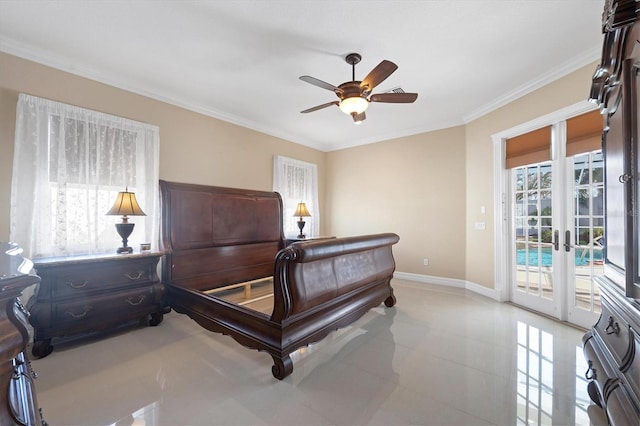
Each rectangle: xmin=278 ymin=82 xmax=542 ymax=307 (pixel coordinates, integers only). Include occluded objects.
xmin=423 ymin=258 xmax=429 ymax=266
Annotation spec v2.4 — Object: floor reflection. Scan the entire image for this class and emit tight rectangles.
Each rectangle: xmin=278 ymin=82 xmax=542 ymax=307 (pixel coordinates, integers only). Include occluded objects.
xmin=32 ymin=279 xmax=606 ymax=425
xmin=516 ymin=321 xmax=555 ymax=424
xmin=112 ymin=402 xmax=159 ymax=426
xmin=514 ymin=320 xmax=601 ymax=426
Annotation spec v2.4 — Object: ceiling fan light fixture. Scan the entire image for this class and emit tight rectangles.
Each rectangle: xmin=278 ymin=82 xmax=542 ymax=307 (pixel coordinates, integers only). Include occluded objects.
xmin=339 ymin=96 xmax=368 ymax=115
xmin=351 ymin=112 xmax=364 ymax=124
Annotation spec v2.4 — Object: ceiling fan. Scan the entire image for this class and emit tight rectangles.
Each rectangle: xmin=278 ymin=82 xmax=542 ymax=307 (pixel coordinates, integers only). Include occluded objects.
xmin=299 ymin=53 xmax=418 ymax=124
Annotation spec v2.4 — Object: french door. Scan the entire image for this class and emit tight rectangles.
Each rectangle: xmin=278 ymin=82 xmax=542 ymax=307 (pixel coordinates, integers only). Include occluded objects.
xmin=566 ymin=151 xmax=604 ymax=327
xmin=512 ymin=161 xmax=557 ymax=317
xmin=510 ymin=147 xmax=603 ymax=328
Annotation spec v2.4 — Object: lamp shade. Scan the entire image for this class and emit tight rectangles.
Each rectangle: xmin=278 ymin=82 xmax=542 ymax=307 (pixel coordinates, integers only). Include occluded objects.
xmin=106 ymin=189 xmax=146 ymax=217
xmin=293 ymin=202 xmax=311 ymax=217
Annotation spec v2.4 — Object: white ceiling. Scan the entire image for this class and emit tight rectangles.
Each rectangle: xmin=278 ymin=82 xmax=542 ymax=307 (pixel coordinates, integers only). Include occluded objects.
xmin=0 ymin=0 xmax=604 ymax=152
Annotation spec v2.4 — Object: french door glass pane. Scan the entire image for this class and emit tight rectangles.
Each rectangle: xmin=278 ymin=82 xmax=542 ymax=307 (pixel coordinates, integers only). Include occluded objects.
xmin=572 ymin=151 xmax=603 ymax=313
xmin=514 ymin=162 xmax=553 ymax=300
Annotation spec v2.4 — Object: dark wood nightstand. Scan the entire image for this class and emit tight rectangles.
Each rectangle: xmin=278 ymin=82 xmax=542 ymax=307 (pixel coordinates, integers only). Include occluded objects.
xmin=28 ymin=250 xmax=170 ymax=358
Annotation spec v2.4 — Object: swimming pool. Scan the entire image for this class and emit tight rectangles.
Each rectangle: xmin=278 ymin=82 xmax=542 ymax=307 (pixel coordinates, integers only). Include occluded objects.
xmin=516 ymin=248 xmax=603 ymax=267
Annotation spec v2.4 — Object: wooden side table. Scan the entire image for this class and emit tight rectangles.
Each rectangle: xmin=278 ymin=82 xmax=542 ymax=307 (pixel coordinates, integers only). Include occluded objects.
xmin=28 ymin=250 xmax=169 ymax=358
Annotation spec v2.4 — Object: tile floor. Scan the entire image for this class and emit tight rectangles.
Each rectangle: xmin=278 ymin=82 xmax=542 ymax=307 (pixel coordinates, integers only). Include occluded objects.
xmin=30 ymin=279 xmax=607 ymax=425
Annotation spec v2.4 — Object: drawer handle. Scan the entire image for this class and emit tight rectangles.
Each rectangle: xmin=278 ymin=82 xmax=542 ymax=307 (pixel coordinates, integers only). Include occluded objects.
xmin=125 ymin=271 xmax=145 ymax=280
xmin=126 ymin=295 xmax=145 ymax=306
xmin=605 ymin=316 xmax=620 ymax=335
xmin=66 ymin=308 xmax=89 ymax=319
xmin=66 ymin=280 xmax=88 ymax=289
xmin=585 ymin=360 xmax=597 ymax=380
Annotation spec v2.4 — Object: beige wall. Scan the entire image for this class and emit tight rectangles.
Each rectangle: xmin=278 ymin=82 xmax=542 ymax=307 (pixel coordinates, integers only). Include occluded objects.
xmin=0 ymin=52 xmax=599 ymax=290
xmin=0 ymin=52 xmax=326 ymax=241
xmin=325 ymin=62 xmax=598 ymax=287
xmin=325 ymin=127 xmax=467 ymax=279
xmin=464 ymin=61 xmax=599 ymax=288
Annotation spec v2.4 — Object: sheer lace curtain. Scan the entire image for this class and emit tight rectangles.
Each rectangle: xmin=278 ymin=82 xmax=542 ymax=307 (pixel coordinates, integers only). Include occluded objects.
xmin=11 ymin=94 xmax=160 ymax=258
xmin=273 ymin=155 xmax=319 ymax=238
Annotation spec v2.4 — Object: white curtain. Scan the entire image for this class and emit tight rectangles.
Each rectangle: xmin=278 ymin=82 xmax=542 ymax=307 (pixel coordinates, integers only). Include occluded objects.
xmin=273 ymin=155 xmax=319 ymax=238
xmin=11 ymin=94 xmax=160 ymax=258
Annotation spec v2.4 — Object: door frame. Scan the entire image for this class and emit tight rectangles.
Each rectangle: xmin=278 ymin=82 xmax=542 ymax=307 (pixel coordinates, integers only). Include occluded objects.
xmin=492 ymin=101 xmax=598 ymax=320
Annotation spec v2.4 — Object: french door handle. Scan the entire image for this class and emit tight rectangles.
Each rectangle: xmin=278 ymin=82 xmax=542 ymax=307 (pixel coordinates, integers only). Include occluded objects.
xmin=554 ymin=230 xmax=559 ymax=251
xmin=564 ymin=230 xmax=572 ymax=252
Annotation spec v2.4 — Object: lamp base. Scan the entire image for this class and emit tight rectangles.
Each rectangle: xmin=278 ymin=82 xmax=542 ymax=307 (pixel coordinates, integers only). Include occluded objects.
xmin=115 ymin=222 xmax=135 ymax=254
xmin=297 ymin=219 xmax=306 ymax=239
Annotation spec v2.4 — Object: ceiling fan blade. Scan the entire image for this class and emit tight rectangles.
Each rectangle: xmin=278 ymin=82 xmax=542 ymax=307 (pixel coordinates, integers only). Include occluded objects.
xmin=299 ymin=75 xmax=342 ymax=93
xmin=370 ymin=92 xmax=418 ymax=103
xmin=300 ymin=101 xmax=339 ymax=113
xmin=360 ymin=60 xmax=398 ymax=93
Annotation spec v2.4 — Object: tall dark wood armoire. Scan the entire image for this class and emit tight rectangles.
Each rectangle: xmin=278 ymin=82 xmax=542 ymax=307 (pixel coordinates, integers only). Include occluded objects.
xmin=583 ymin=1 xmax=640 ymax=424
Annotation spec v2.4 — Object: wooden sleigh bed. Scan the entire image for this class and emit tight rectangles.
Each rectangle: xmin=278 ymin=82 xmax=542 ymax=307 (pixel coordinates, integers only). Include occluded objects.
xmin=159 ymin=180 xmax=399 ymax=379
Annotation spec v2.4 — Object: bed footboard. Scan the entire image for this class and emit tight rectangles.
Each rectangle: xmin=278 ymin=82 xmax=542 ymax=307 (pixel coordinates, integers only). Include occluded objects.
xmin=269 ymin=233 xmax=399 ymax=378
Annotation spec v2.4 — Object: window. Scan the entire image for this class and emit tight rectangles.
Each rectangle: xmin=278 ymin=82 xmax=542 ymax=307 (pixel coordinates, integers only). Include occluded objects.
xmin=11 ymin=94 xmax=160 ymax=257
xmin=272 ymin=155 xmax=319 ymax=238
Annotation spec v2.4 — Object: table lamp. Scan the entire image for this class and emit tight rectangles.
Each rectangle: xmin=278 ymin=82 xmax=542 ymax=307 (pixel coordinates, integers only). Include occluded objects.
xmin=293 ymin=202 xmax=311 ymax=239
xmin=106 ymin=188 xmax=146 ymax=253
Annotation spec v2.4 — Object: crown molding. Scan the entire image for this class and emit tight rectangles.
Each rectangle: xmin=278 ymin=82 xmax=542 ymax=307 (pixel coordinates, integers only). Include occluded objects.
xmin=462 ymin=46 xmax=601 ymax=124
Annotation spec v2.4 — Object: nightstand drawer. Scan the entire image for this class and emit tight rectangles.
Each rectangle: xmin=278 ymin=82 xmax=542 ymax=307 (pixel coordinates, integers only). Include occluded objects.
xmin=52 ymin=284 xmax=162 ymax=324
xmin=48 ymin=260 xmax=154 ymax=299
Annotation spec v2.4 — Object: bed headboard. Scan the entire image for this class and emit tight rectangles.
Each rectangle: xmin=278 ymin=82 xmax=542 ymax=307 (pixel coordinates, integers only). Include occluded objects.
xmin=159 ymin=180 xmax=285 ymax=291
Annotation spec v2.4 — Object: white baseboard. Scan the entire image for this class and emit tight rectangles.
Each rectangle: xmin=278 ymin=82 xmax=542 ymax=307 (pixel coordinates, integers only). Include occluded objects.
xmin=393 ymin=271 xmax=503 ymax=301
